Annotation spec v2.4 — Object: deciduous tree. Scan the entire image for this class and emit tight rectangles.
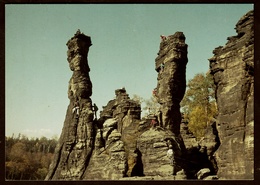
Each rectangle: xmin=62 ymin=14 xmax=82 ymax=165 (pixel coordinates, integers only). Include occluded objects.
xmin=180 ymin=72 xmax=217 ymax=139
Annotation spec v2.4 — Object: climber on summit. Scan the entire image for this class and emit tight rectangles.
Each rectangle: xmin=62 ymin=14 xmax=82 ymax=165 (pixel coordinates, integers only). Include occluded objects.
xmin=160 ymin=35 xmax=167 ymax=41
xmin=72 ymin=100 xmax=80 ymax=118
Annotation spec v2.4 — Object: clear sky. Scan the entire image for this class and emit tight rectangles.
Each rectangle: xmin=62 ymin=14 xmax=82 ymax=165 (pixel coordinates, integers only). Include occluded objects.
xmin=5 ymin=4 xmax=253 ymax=139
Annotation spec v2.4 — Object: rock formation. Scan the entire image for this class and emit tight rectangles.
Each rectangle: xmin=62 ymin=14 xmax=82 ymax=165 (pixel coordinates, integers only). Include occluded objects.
xmin=132 ymin=32 xmax=189 ymax=179
xmin=45 ymin=30 xmax=95 ymax=180
xmin=82 ymin=88 xmax=143 ymax=179
xmin=209 ymin=10 xmax=254 ymax=179
xmin=179 ymin=119 xmax=220 ymax=179
xmin=155 ymin=32 xmax=188 ymax=135
xmin=82 ymin=32 xmax=190 ymax=180
xmin=45 ymin=31 xmax=191 ymax=180
xmin=46 ymin=10 xmax=254 ymax=179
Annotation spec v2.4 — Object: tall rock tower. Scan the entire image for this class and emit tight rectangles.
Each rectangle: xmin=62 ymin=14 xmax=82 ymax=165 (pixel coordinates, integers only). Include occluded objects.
xmin=155 ymin=32 xmax=188 ymax=135
xmin=209 ymin=10 xmax=254 ymax=179
xmin=45 ymin=30 xmax=95 ymax=180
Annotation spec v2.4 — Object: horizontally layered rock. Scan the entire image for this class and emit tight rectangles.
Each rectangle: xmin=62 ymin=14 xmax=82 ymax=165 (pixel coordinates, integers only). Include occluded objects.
xmin=45 ymin=30 xmax=95 ymax=180
xmin=155 ymin=32 xmax=188 ymax=135
xmin=137 ymin=128 xmax=186 ymax=179
xmin=82 ymin=88 xmax=142 ymax=179
xmin=129 ymin=32 xmax=189 ymax=179
xmin=209 ymin=10 xmax=254 ymax=179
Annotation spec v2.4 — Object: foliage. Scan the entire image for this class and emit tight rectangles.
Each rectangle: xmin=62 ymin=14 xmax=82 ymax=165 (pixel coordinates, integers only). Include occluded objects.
xmin=180 ymin=72 xmax=217 ymax=139
xmin=133 ymin=94 xmax=160 ymax=117
xmin=5 ymin=135 xmax=58 ymax=180
xmin=132 ymin=94 xmax=144 ymax=104
xmin=143 ymin=96 xmax=160 ymax=116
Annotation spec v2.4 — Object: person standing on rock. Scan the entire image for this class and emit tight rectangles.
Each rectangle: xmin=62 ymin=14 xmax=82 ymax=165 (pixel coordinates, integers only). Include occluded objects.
xmin=167 ymin=145 xmax=174 ymax=165
xmin=160 ymin=35 xmax=167 ymax=41
xmin=157 ymin=110 xmax=162 ymax=127
xmin=92 ymin=103 xmax=98 ymax=119
xmin=167 ymin=145 xmax=176 ymax=175
xmin=150 ymin=118 xmax=158 ymax=128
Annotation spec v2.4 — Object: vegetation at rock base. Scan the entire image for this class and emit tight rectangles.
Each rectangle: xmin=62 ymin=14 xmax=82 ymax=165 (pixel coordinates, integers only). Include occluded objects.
xmin=180 ymin=72 xmax=217 ymax=139
xmin=134 ymin=72 xmax=217 ymax=139
xmin=5 ymin=134 xmax=58 ymax=180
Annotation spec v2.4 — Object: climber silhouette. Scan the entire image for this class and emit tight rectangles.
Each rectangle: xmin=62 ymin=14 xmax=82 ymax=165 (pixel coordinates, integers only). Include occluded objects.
xmin=93 ymin=103 xmax=98 ymax=119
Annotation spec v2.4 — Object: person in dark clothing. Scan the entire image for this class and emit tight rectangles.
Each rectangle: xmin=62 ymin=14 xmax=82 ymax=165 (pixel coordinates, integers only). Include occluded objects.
xmin=93 ymin=103 xmax=98 ymax=119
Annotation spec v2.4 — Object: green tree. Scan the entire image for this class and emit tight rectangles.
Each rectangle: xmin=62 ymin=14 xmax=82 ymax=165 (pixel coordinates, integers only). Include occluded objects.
xmin=180 ymin=72 xmax=217 ymax=139
xmin=132 ymin=94 xmax=144 ymax=104
xmin=132 ymin=94 xmax=160 ymax=117
xmin=5 ymin=135 xmax=57 ymax=180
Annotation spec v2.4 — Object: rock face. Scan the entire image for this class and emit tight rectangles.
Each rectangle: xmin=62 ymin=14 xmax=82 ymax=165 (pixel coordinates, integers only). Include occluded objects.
xmin=81 ymin=32 xmax=190 ymax=180
xmin=209 ymin=10 xmax=254 ymax=179
xmin=155 ymin=32 xmax=188 ymax=135
xmin=180 ymin=120 xmax=220 ymax=179
xmin=46 ymin=17 xmax=254 ymax=179
xmin=129 ymin=32 xmax=189 ymax=179
xmin=137 ymin=127 xmax=186 ymax=178
xmin=82 ymin=88 xmax=142 ymax=179
xmin=45 ymin=30 xmax=95 ymax=180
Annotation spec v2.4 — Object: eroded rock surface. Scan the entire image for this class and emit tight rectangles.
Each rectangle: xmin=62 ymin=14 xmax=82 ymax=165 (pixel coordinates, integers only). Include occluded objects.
xmin=82 ymin=88 xmax=142 ymax=179
xmin=180 ymin=120 xmax=220 ymax=179
xmin=209 ymin=10 xmax=254 ymax=179
xmin=155 ymin=32 xmax=188 ymax=135
xmin=45 ymin=30 xmax=95 ymax=180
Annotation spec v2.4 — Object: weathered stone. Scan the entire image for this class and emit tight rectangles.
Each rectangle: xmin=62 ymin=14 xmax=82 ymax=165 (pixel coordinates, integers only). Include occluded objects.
xmin=197 ymin=168 xmax=211 ymax=180
xmin=155 ymin=32 xmax=188 ymax=135
xmin=82 ymin=140 xmax=127 ymax=180
xmin=203 ymin=175 xmax=219 ymax=180
xmin=45 ymin=30 xmax=95 ymax=180
xmin=137 ymin=128 xmax=185 ymax=177
xmin=179 ymin=119 xmax=220 ymax=178
xmin=209 ymin=10 xmax=254 ymax=179
xmin=82 ymin=88 xmax=142 ymax=179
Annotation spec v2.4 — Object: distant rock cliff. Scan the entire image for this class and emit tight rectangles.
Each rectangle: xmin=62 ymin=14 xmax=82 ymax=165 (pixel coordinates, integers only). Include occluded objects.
xmin=209 ymin=10 xmax=254 ymax=179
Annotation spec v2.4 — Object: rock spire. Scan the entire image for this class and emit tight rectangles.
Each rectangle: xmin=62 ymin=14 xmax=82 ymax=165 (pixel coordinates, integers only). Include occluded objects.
xmin=155 ymin=32 xmax=188 ymax=135
xmin=45 ymin=30 xmax=95 ymax=180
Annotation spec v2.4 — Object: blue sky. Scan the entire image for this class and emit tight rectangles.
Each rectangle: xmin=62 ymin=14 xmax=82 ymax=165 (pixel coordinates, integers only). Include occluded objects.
xmin=5 ymin=4 xmax=253 ymax=138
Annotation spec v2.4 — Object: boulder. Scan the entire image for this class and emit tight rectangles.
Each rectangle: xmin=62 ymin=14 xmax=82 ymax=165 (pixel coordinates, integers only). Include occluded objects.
xmin=197 ymin=168 xmax=211 ymax=180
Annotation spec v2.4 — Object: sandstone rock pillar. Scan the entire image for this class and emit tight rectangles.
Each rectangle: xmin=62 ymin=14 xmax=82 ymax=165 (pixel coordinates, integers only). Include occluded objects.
xmin=82 ymin=88 xmax=142 ymax=179
xmin=209 ymin=10 xmax=254 ymax=179
xmin=45 ymin=30 xmax=94 ymax=180
xmin=155 ymin=32 xmax=188 ymax=135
